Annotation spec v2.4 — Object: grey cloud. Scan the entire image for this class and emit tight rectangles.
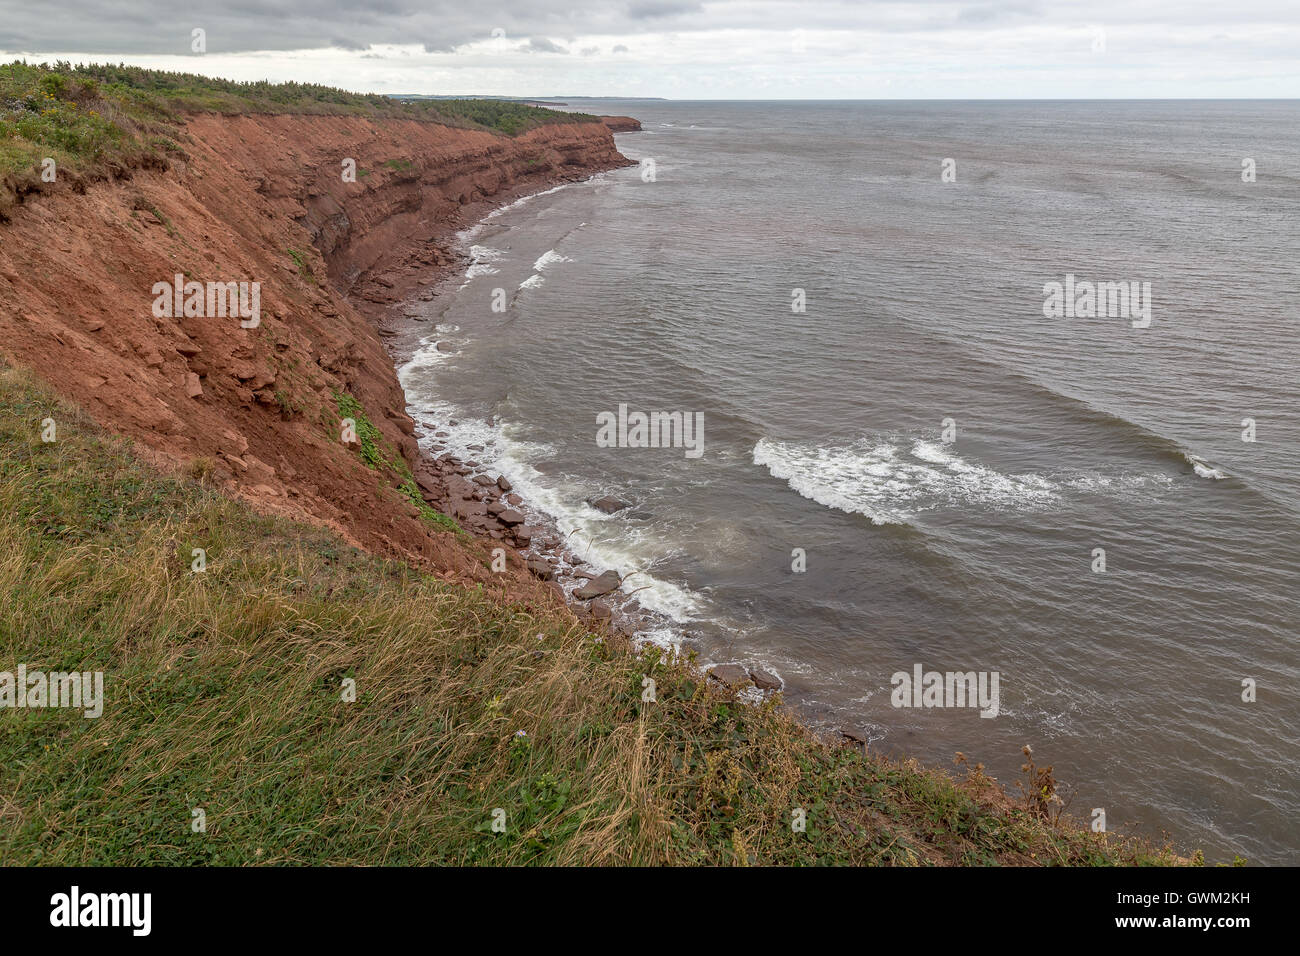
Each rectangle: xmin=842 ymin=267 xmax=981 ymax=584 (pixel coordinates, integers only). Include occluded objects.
xmin=628 ymin=1 xmax=703 ymax=19
xmin=1 ymin=1 xmax=1295 ymax=57
xmin=0 ymin=1 xmax=601 ymax=54
xmin=957 ymin=3 xmax=1037 ymax=26
xmin=524 ymin=37 xmax=569 ymax=54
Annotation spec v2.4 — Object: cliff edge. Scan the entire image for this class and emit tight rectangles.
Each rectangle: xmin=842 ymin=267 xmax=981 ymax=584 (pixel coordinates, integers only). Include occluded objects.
xmin=0 ymin=91 xmax=628 ymax=591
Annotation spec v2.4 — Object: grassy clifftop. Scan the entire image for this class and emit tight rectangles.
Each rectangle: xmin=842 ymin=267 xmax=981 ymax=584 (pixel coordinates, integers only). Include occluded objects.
xmin=0 ymin=362 xmax=1186 ymax=865
xmin=0 ymin=61 xmax=600 ymax=207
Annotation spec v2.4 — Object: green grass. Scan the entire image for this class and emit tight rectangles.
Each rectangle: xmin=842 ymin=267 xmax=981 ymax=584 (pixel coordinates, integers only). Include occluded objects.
xmin=332 ymin=389 xmax=463 ymax=536
xmin=284 ymin=248 xmax=315 ymax=284
xmin=0 ymin=60 xmax=601 ymax=211
xmin=0 ymin=362 xmax=1193 ymax=865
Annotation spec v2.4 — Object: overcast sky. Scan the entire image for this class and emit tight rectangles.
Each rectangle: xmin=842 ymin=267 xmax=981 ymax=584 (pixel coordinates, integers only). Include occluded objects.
xmin=1 ymin=1 xmax=1297 ymax=98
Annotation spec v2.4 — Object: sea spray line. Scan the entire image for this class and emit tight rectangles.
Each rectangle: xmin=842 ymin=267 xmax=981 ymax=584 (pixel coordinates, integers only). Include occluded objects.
xmin=533 ymin=249 xmax=572 ymax=271
xmin=457 ymin=181 xmax=578 ymax=244
xmin=754 ymin=435 xmax=1180 ymax=522
xmin=463 ymin=245 xmax=504 ymax=281
xmin=394 ymin=372 xmax=705 ymax=625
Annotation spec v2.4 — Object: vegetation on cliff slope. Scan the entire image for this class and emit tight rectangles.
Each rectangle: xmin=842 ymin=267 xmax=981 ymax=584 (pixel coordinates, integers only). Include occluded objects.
xmin=0 ymin=363 xmax=1187 ymax=866
xmin=0 ymin=60 xmax=599 ymax=211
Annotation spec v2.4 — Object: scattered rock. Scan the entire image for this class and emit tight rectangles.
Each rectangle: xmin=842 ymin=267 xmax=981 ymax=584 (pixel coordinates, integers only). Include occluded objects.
xmin=708 ymin=664 xmax=751 ymax=688
xmin=496 ymin=475 xmax=512 ymax=492
xmin=588 ymin=495 xmax=632 ymax=515
xmin=497 ymin=509 xmax=525 ymax=526
xmin=243 ymin=455 xmax=276 ymax=484
xmin=184 ymin=372 xmax=203 ymax=399
xmin=574 ymin=569 xmax=620 ymax=600
xmin=525 ymin=557 xmax=554 ymax=580
xmin=750 ymin=668 xmax=781 ymax=691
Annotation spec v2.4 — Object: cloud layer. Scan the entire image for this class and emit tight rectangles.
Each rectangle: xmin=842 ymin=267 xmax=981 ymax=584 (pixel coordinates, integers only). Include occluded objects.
xmin=1 ymin=1 xmax=1297 ymax=97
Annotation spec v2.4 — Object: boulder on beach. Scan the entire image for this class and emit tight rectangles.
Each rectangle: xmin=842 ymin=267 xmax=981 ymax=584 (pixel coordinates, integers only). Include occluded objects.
xmin=588 ymin=495 xmax=632 ymax=515
xmin=496 ymin=475 xmax=512 ymax=492
xmin=574 ymin=569 xmax=620 ymax=600
xmin=750 ymin=667 xmax=781 ymax=691
xmin=708 ymin=664 xmax=751 ymax=688
xmin=525 ymin=557 xmax=554 ymax=581
xmin=497 ymin=509 xmax=526 ymax=526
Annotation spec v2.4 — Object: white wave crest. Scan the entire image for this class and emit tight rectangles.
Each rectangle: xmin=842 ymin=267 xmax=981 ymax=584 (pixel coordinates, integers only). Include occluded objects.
xmin=753 ymin=437 xmax=1060 ymax=523
xmin=395 ymin=389 xmax=704 ymax=624
xmin=533 ymin=249 xmax=572 ymax=271
xmin=1186 ymin=455 xmax=1228 ymax=480
xmin=754 ymin=435 xmax=1181 ymax=522
xmin=463 ymin=245 xmax=503 ymax=282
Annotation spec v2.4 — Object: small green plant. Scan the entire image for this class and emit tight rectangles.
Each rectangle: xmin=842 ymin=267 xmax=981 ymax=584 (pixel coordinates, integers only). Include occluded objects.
xmin=285 ymin=248 xmax=315 ymax=284
xmin=274 ymin=389 xmax=302 ymax=419
xmin=129 ymin=195 xmax=176 ymax=237
xmin=333 ymin=390 xmax=462 ymax=535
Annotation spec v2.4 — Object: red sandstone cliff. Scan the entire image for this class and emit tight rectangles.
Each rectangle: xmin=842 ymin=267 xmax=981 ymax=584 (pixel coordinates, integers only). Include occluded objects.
xmin=0 ymin=113 xmax=630 ymax=589
xmin=601 ymin=116 xmax=642 ymax=133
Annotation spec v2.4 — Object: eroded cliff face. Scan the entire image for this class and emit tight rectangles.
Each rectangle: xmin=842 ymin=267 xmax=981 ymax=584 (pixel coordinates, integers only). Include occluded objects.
xmin=601 ymin=116 xmax=643 ymax=133
xmin=0 ymin=112 xmax=630 ymax=589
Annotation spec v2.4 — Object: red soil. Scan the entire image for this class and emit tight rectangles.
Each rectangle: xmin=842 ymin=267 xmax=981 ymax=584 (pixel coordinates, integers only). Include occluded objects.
xmin=0 ymin=112 xmax=630 ymax=596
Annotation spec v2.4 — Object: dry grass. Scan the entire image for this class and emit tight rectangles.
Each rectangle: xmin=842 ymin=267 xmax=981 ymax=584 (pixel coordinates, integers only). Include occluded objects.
xmin=0 ymin=362 xmax=1190 ymax=866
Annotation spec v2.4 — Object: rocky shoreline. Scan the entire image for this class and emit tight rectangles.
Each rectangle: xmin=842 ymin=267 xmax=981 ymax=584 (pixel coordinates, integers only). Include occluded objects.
xmin=364 ymin=182 xmax=787 ymax=697
xmin=371 ymin=231 xmax=686 ymax=645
